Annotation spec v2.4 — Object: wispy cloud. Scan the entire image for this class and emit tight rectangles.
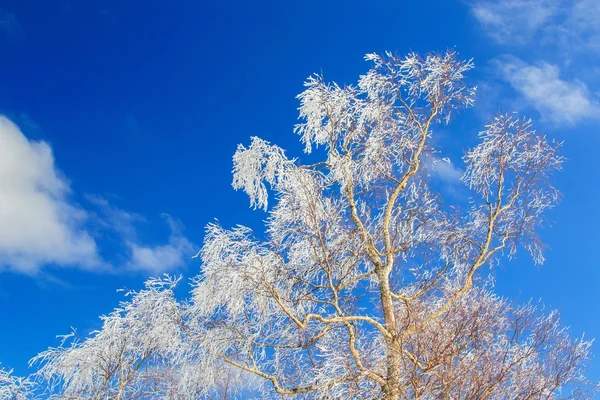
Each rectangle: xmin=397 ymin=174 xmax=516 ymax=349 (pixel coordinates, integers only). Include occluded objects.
xmin=86 ymin=195 xmax=145 ymax=239
xmin=495 ymin=57 xmax=600 ymax=124
xmin=468 ymin=0 xmax=600 ymax=54
xmin=468 ymin=0 xmax=600 ymax=125
xmin=127 ymin=214 xmax=196 ymax=274
xmin=422 ymin=154 xmax=466 ymax=199
xmin=426 ymin=155 xmax=463 ymax=183
xmin=90 ymin=196 xmax=196 ymax=274
xmin=0 ymin=116 xmax=196 ymax=276
xmin=469 ymin=0 xmax=559 ymax=45
xmin=0 ymin=116 xmax=102 ymax=274
xmin=563 ymin=0 xmax=600 ymax=55
xmin=0 ymin=8 xmax=23 ymax=41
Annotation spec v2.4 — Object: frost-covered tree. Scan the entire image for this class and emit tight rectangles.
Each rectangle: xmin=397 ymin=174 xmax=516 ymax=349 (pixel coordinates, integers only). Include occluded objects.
xmin=0 ymin=365 xmax=35 ymax=400
xmin=31 ymin=51 xmax=594 ymax=399
xmin=31 ymin=277 xmax=189 ymax=399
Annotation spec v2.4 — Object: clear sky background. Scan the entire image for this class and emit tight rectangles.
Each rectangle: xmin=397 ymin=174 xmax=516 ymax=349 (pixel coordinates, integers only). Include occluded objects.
xmin=0 ymin=0 xmax=599 ymax=384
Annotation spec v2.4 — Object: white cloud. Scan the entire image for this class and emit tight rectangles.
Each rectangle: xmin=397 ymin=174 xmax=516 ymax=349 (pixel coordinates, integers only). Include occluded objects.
xmin=469 ymin=0 xmax=600 ymax=124
xmin=127 ymin=214 xmax=195 ymax=274
xmin=427 ymin=156 xmax=463 ymax=183
xmin=564 ymin=0 xmax=600 ymax=54
xmin=86 ymin=194 xmax=144 ymax=238
xmin=470 ymin=0 xmax=559 ymax=44
xmin=89 ymin=196 xmax=196 ymax=274
xmin=423 ymin=154 xmax=466 ymax=198
xmin=496 ymin=58 xmax=600 ymax=124
xmin=0 ymin=116 xmax=196 ymax=276
xmin=469 ymin=0 xmax=600 ymax=55
xmin=0 ymin=116 xmax=101 ymax=274
xmin=569 ymin=0 xmax=600 ymax=33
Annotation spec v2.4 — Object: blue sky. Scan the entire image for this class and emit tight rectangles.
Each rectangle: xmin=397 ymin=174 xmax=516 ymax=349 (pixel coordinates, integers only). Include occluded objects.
xmin=0 ymin=0 xmax=599 ymax=384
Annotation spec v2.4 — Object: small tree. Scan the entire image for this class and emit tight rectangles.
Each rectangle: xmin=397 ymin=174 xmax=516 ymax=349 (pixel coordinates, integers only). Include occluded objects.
xmin=32 ymin=51 xmax=594 ymax=399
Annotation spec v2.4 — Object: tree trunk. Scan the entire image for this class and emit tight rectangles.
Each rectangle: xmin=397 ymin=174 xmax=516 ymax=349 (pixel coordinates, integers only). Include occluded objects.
xmin=378 ymin=269 xmax=401 ymax=399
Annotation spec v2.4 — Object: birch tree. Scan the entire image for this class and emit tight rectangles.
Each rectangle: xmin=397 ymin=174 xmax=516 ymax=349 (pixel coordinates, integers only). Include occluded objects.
xmin=31 ymin=51 xmax=594 ymax=399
